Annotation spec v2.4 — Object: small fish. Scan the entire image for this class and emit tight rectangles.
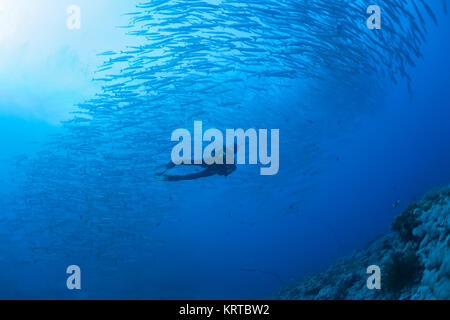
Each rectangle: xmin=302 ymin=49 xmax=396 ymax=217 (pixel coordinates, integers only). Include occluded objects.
xmin=97 ymin=51 xmax=117 ymax=56
xmin=392 ymin=200 xmax=400 ymax=209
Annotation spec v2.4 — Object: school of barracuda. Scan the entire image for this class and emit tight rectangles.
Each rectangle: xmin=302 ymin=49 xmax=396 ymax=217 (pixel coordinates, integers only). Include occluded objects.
xmin=0 ymin=0 xmax=446 ymax=267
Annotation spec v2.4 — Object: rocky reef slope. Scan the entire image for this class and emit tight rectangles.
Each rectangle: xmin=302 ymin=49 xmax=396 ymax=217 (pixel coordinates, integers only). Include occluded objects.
xmin=276 ymin=186 xmax=450 ymax=300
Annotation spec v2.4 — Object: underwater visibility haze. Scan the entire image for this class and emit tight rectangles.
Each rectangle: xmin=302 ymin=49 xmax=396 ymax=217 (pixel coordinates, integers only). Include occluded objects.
xmin=0 ymin=0 xmax=449 ymax=299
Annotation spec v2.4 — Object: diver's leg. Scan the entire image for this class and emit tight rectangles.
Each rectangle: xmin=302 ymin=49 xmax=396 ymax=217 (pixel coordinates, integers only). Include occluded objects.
xmin=156 ymin=162 xmax=206 ymax=176
xmin=163 ymin=169 xmax=216 ymax=181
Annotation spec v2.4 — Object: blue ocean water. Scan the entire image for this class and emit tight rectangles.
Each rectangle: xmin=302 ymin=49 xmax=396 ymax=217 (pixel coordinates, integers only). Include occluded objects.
xmin=0 ymin=1 xmax=449 ymax=299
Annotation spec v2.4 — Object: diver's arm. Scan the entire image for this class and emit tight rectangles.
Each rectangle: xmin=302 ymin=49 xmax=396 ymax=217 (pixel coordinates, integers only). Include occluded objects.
xmin=155 ymin=162 xmax=175 ymax=176
xmin=166 ymin=162 xmax=176 ymax=169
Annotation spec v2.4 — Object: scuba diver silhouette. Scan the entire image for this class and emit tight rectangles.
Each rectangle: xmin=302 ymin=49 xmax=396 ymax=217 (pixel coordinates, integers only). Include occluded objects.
xmin=156 ymin=144 xmax=238 ymax=181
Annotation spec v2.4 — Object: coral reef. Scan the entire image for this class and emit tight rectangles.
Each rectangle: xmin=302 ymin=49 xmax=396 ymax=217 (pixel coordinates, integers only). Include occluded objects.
xmin=276 ymin=185 xmax=450 ymax=300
